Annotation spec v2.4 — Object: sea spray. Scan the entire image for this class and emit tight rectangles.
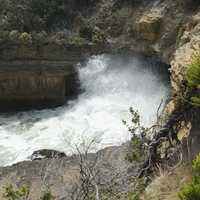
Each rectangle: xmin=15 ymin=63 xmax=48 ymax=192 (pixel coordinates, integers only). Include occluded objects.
xmin=0 ymin=54 xmax=169 ymax=166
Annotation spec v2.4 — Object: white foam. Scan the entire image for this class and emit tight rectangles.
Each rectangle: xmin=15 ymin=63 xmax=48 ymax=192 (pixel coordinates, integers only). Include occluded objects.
xmin=0 ymin=55 xmax=169 ymax=166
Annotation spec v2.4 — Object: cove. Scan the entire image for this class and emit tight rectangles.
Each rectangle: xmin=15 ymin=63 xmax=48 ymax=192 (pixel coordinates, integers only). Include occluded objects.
xmin=0 ymin=54 xmax=170 ymax=166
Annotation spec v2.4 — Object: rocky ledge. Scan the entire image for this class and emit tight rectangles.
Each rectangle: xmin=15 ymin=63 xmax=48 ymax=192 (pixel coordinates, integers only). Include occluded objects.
xmin=0 ymin=144 xmax=138 ymax=200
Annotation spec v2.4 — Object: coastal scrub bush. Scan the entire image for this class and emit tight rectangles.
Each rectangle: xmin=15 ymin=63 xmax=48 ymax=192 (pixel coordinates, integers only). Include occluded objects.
xmin=3 ymin=184 xmax=30 ymax=200
xmin=3 ymin=184 xmax=54 ymax=200
xmin=48 ymin=31 xmax=67 ymax=45
xmin=69 ymin=35 xmax=86 ymax=46
xmin=127 ymin=178 xmax=146 ymax=200
xmin=178 ymin=153 xmax=200 ymax=200
xmin=92 ymin=27 xmax=107 ymax=44
xmin=178 ymin=179 xmax=200 ymax=200
xmin=18 ymin=32 xmax=32 ymax=45
xmin=192 ymin=153 xmax=200 ymax=176
xmin=123 ymin=107 xmax=148 ymax=162
xmin=186 ymin=55 xmax=200 ymax=106
xmin=39 ymin=191 xmax=54 ymax=200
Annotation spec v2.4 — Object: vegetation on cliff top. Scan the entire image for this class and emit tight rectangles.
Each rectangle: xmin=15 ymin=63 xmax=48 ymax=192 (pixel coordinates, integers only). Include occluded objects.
xmin=0 ymin=0 xmax=97 ymax=32
xmin=0 ymin=0 xmax=151 ymax=46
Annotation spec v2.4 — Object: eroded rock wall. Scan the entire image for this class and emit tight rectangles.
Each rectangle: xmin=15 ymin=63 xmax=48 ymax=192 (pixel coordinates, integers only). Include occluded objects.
xmin=0 ymin=43 xmax=106 ymax=111
xmin=0 ymin=66 xmax=66 ymax=111
xmin=0 ymin=60 xmax=78 ymax=111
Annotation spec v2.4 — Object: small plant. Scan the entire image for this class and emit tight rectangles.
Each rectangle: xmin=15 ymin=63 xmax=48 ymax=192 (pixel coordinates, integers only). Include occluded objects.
xmin=178 ymin=153 xmax=200 ymax=200
xmin=3 ymin=184 xmax=55 ymax=200
xmin=192 ymin=153 xmax=200 ymax=176
xmin=92 ymin=27 xmax=107 ymax=44
xmin=3 ymin=185 xmax=19 ymax=200
xmin=178 ymin=178 xmax=200 ymax=200
xmin=18 ymin=32 xmax=32 ymax=45
xmin=128 ymin=193 xmax=140 ymax=200
xmin=127 ymin=178 xmax=146 ymax=200
xmin=123 ymin=107 xmax=148 ymax=162
xmin=48 ymin=32 xmax=67 ymax=45
xmin=69 ymin=35 xmax=85 ymax=46
xmin=3 ymin=184 xmax=30 ymax=200
xmin=39 ymin=191 xmax=54 ymax=200
xmin=186 ymin=55 xmax=200 ymax=88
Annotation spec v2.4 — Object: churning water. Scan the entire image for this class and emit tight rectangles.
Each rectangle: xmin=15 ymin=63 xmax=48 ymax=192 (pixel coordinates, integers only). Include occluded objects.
xmin=0 ymin=54 xmax=169 ymax=166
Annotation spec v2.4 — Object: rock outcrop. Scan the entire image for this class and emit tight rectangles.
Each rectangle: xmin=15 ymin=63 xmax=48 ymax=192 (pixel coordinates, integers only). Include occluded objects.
xmin=30 ymin=149 xmax=67 ymax=160
xmin=0 ymin=61 xmax=75 ymax=111
xmin=0 ymin=144 xmax=137 ymax=200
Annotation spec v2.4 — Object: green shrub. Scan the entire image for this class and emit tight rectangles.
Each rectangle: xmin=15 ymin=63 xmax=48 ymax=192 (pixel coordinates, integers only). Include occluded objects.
xmin=3 ymin=184 xmax=30 ymax=200
xmin=178 ymin=153 xmax=200 ymax=200
xmin=123 ymin=107 xmax=148 ymax=162
xmin=3 ymin=185 xmax=19 ymax=200
xmin=3 ymin=184 xmax=54 ymax=200
xmin=39 ymin=191 xmax=54 ymax=200
xmin=128 ymin=193 xmax=140 ymax=200
xmin=178 ymin=178 xmax=200 ymax=200
xmin=186 ymin=55 xmax=200 ymax=106
xmin=92 ymin=27 xmax=107 ymax=44
xmin=127 ymin=178 xmax=145 ymax=200
xmin=69 ymin=35 xmax=86 ymax=46
xmin=125 ymin=135 xmax=144 ymax=162
xmin=187 ymin=55 xmax=200 ymax=88
xmin=18 ymin=32 xmax=32 ymax=45
xmin=48 ymin=32 xmax=67 ymax=45
xmin=192 ymin=153 xmax=200 ymax=177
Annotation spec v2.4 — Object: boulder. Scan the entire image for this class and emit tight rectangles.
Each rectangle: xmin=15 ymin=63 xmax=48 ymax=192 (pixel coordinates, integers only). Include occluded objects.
xmin=30 ymin=149 xmax=67 ymax=161
xmin=134 ymin=9 xmax=163 ymax=42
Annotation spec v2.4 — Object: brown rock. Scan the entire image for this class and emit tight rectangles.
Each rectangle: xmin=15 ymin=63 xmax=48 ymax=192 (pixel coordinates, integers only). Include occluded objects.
xmin=134 ymin=10 xmax=163 ymax=42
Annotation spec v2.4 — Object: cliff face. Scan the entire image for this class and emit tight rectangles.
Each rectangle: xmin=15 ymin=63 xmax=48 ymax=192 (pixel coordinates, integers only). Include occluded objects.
xmin=0 ymin=43 xmax=105 ymax=111
xmin=0 ymin=61 xmax=73 ymax=111
xmin=0 ymin=0 xmax=200 ymax=198
xmin=0 ymin=61 xmax=76 ymax=111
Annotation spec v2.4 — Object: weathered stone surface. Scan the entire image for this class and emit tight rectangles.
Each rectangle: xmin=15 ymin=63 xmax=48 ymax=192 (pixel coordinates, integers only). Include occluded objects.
xmin=0 ymin=61 xmax=78 ymax=111
xmin=134 ymin=9 xmax=163 ymax=42
xmin=0 ymin=144 xmax=138 ymax=200
xmin=171 ymin=20 xmax=200 ymax=94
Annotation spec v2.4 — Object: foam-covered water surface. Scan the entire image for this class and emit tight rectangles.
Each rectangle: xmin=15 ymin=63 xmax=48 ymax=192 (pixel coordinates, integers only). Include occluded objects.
xmin=0 ymin=54 xmax=169 ymax=166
